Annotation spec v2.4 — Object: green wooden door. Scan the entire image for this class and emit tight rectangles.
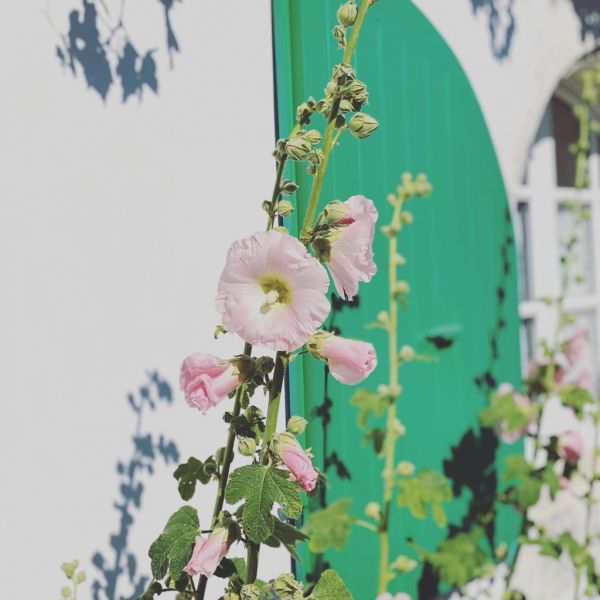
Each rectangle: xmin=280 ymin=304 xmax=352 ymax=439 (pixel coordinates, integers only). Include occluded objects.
xmin=273 ymin=2 xmax=522 ymax=598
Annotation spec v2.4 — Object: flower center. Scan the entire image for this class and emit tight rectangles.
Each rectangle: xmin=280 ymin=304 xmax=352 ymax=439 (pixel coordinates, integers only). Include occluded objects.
xmin=260 ymin=276 xmax=291 ymax=312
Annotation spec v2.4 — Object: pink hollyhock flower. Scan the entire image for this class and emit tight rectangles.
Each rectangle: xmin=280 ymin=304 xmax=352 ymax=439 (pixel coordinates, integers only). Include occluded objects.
xmin=184 ymin=528 xmax=229 ymax=577
xmin=308 ymin=331 xmax=377 ymax=385
xmin=180 ymin=353 xmax=239 ymax=414
xmin=495 ymin=383 xmax=533 ymax=444
xmin=274 ymin=433 xmax=319 ymax=492
xmin=216 ymin=230 xmax=330 ymax=352
xmin=576 ymin=369 xmax=594 ymax=392
xmin=559 ymin=476 xmax=570 ymax=490
xmin=558 ymin=430 xmax=584 ymax=463
xmin=324 ymin=195 xmax=378 ymax=300
xmin=565 ymin=329 xmax=588 ymax=367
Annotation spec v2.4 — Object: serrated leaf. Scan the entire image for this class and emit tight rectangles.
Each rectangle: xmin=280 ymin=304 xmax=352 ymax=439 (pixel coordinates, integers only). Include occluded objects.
xmin=173 ymin=457 xmax=211 ymax=501
xmin=503 ymin=455 xmax=541 ymax=509
xmin=479 ymin=390 xmax=536 ymax=434
xmin=559 ymin=384 xmax=594 ymax=419
xmin=225 ymin=465 xmax=302 ymax=543
xmin=397 ymin=470 xmax=452 ymax=527
xmin=304 ymin=498 xmax=355 ymax=553
xmin=230 ymin=557 xmax=248 ymax=581
xmin=309 ymin=569 xmax=353 ymax=600
xmin=350 ymin=389 xmax=388 ymax=429
xmin=273 ymin=517 xmax=309 ymax=560
xmin=149 ymin=506 xmax=199 ymax=581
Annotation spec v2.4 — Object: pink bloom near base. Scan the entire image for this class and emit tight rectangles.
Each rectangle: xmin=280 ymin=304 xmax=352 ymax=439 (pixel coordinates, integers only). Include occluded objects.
xmin=559 ymin=430 xmax=584 ymax=463
xmin=321 ymin=334 xmax=377 ymax=385
xmin=281 ymin=443 xmax=319 ymax=492
xmin=216 ymin=230 xmax=330 ymax=352
xmin=326 ymin=195 xmax=378 ymax=300
xmin=180 ymin=353 xmax=239 ymax=414
xmin=184 ymin=529 xmax=229 ymax=577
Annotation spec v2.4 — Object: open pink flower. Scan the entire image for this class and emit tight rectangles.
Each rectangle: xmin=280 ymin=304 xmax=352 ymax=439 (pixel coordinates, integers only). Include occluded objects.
xmin=576 ymin=369 xmax=594 ymax=392
xmin=216 ymin=231 xmax=330 ymax=352
xmin=180 ymin=353 xmax=239 ymax=414
xmin=558 ymin=430 xmax=584 ymax=463
xmin=184 ymin=528 xmax=229 ymax=577
xmin=325 ymin=195 xmax=378 ymax=300
xmin=308 ymin=331 xmax=377 ymax=385
xmin=565 ymin=329 xmax=588 ymax=367
xmin=495 ymin=383 xmax=533 ymax=444
xmin=274 ymin=433 xmax=319 ymax=492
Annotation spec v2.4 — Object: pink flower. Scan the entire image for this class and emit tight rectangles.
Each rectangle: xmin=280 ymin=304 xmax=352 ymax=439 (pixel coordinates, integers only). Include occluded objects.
xmin=325 ymin=195 xmax=378 ymax=300
xmin=558 ymin=430 xmax=584 ymax=463
xmin=274 ymin=433 xmax=319 ymax=492
xmin=184 ymin=528 xmax=229 ymax=577
xmin=495 ymin=383 xmax=533 ymax=444
xmin=376 ymin=594 xmax=411 ymax=600
xmin=559 ymin=476 xmax=570 ymax=490
xmin=216 ymin=231 xmax=330 ymax=352
xmin=565 ymin=329 xmax=588 ymax=366
xmin=576 ymin=369 xmax=594 ymax=392
xmin=308 ymin=331 xmax=377 ymax=385
xmin=180 ymin=353 xmax=239 ymax=414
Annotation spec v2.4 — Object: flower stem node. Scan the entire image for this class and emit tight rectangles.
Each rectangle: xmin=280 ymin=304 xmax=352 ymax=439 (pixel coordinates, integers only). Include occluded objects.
xmin=390 ymin=554 xmax=418 ymax=573
xmin=337 ymin=0 xmax=358 ymax=26
xmin=349 ymin=112 xmax=379 ymax=139
xmin=277 ymin=200 xmax=294 ymax=217
xmin=238 ymin=437 xmax=257 ymax=457
xmin=287 ymin=415 xmax=308 ymax=435
xmin=396 ymin=461 xmax=415 ymax=476
xmin=365 ymin=501 xmax=381 ymax=520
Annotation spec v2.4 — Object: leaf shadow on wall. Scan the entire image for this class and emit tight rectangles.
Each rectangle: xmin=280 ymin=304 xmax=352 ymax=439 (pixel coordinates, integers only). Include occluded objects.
xmin=91 ymin=371 xmax=180 ymax=600
xmin=50 ymin=0 xmax=183 ymax=102
xmin=418 ymin=207 xmax=515 ymax=600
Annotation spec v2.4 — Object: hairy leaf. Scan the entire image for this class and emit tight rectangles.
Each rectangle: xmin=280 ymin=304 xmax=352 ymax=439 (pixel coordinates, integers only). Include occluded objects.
xmin=479 ymin=389 xmax=536 ymax=434
xmin=559 ymin=384 xmax=594 ymax=419
xmin=304 ymin=498 xmax=355 ymax=553
xmin=309 ymin=569 xmax=353 ymax=600
xmin=148 ymin=506 xmax=199 ymax=581
xmin=225 ymin=465 xmax=302 ymax=543
xmin=350 ymin=389 xmax=387 ymax=429
xmin=273 ymin=517 xmax=309 ymax=560
xmin=397 ymin=470 xmax=452 ymax=527
xmin=503 ymin=455 xmax=541 ymax=509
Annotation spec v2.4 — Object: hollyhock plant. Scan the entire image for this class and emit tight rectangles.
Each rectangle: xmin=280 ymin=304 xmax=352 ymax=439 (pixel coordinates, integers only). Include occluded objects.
xmin=565 ymin=328 xmax=588 ymax=366
xmin=273 ymin=433 xmax=319 ymax=492
xmin=576 ymin=368 xmax=594 ymax=392
xmin=321 ymin=195 xmax=378 ymax=300
xmin=180 ymin=353 xmax=239 ymax=414
xmin=496 ymin=383 xmax=534 ymax=444
xmin=216 ymin=230 xmax=330 ymax=352
xmin=308 ymin=330 xmax=377 ymax=384
xmin=184 ymin=528 xmax=230 ymax=577
xmin=558 ymin=430 xmax=584 ymax=464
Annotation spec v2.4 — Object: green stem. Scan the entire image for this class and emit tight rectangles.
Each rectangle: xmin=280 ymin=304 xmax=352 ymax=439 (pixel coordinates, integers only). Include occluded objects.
xmin=246 ymin=541 xmax=260 ymax=584
xmin=264 ymin=351 xmax=288 ymax=446
xmin=300 ymin=0 xmax=371 ymax=235
xmin=197 ymin=343 xmax=252 ymax=599
xmin=267 ymin=158 xmax=288 ymax=231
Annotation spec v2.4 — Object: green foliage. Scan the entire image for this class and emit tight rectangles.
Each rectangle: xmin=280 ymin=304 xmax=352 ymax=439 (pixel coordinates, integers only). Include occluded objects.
xmin=138 ymin=581 xmax=163 ymax=600
xmin=559 ymin=384 xmax=594 ymax=419
xmin=59 ymin=559 xmax=86 ymax=600
xmin=225 ymin=465 xmax=302 ymax=543
xmin=272 ymin=517 xmax=309 ymax=559
xmin=173 ymin=456 xmax=216 ymax=501
xmin=308 ymin=569 xmax=354 ymax=600
xmin=479 ymin=390 xmax=535 ymax=433
xmin=148 ymin=506 xmax=199 ymax=581
xmin=417 ymin=527 xmax=492 ymax=590
xmin=363 ymin=428 xmax=385 ymax=455
xmin=350 ymin=388 xmax=387 ymax=428
xmin=304 ymin=498 xmax=356 ymax=553
xmin=397 ymin=470 xmax=452 ymax=526
xmin=503 ymin=455 xmax=542 ymax=509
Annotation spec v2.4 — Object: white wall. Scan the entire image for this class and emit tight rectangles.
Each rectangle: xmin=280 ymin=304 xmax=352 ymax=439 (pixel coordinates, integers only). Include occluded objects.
xmin=0 ymin=1 xmax=287 ymax=598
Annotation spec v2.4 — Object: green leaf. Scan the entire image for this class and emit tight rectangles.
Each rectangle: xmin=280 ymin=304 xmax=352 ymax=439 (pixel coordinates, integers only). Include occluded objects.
xmin=304 ymin=498 xmax=356 ymax=553
xmin=559 ymin=384 xmax=594 ymax=419
xmin=350 ymin=389 xmax=387 ymax=429
xmin=273 ymin=517 xmax=309 ymax=560
xmin=503 ymin=456 xmax=541 ymax=509
xmin=309 ymin=569 xmax=353 ymax=600
xmin=137 ymin=581 xmax=163 ymax=600
xmin=397 ymin=470 xmax=452 ymax=527
xmin=479 ymin=390 xmax=536 ymax=434
xmin=230 ymin=557 xmax=248 ymax=582
xmin=148 ymin=506 xmax=199 ymax=581
xmin=363 ymin=428 xmax=385 ymax=455
xmin=173 ymin=457 xmax=212 ymax=501
xmin=225 ymin=465 xmax=302 ymax=543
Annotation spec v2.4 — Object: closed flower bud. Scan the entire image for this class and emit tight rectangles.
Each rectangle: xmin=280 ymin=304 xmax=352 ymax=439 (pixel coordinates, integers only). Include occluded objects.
xmin=273 ymin=573 xmax=303 ymax=595
xmin=399 ymin=345 xmax=415 ymax=361
xmin=277 ymin=200 xmax=294 ymax=217
xmin=61 ymin=588 xmax=72 ymax=599
xmin=397 ymin=461 xmax=415 ymax=476
xmin=340 ymin=99 xmax=354 ymax=112
xmin=349 ymin=112 xmax=379 ymax=139
xmin=332 ymin=24 xmax=346 ymax=47
xmin=332 ymin=63 xmax=355 ymax=84
xmin=337 ymin=0 xmax=358 ymax=26
xmin=392 ymin=418 xmax=406 ymax=436
xmin=75 ymin=572 xmax=86 ymax=584
xmin=285 ymin=136 xmax=312 ymax=161
xmin=365 ymin=501 xmax=381 ymax=519
xmin=344 ymin=79 xmax=368 ymax=105
xmin=391 ymin=555 xmax=417 ymax=573
xmin=287 ymin=415 xmax=308 ymax=435
xmin=241 ymin=584 xmax=262 ymax=600
xmin=305 ymin=129 xmax=323 ymax=145
xmin=377 ymin=311 xmax=389 ymax=323
xmin=274 ymin=226 xmax=289 ymax=235
xmin=224 ymin=593 xmax=241 ymax=600
xmin=280 ymin=179 xmax=299 ymax=194
xmin=400 ymin=211 xmax=414 ymax=224
xmin=323 ymin=200 xmax=355 ymax=225
xmin=395 ymin=281 xmax=410 ymax=295
xmin=238 ymin=436 xmax=256 ymax=457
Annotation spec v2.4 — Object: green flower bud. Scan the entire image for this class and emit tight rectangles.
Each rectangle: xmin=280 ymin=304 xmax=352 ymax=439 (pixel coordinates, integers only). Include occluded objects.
xmin=285 ymin=136 xmax=312 ymax=161
xmin=399 ymin=345 xmax=415 ymax=361
xmin=61 ymin=587 xmax=72 ymax=599
xmin=271 ymin=431 xmax=298 ymax=457
xmin=240 ymin=584 xmax=262 ymax=600
xmin=339 ymin=99 xmax=354 ymax=112
xmin=365 ymin=501 xmax=381 ymax=519
xmin=61 ymin=561 xmax=79 ymax=580
xmin=400 ymin=211 xmax=414 ymax=224
xmin=343 ymin=79 xmax=368 ymax=105
xmin=332 ymin=63 xmax=355 ymax=85
xmin=332 ymin=25 xmax=346 ymax=47
xmin=277 ymin=200 xmax=294 ymax=217
xmin=337 ymin=0 xmax=358 ymax=26
xmin=323 ymin=200 xmax=351 ymax=225
xmin=287 ymin=415 xmax=308 ymax=435
xmin=274 ymin=226 xmax=289 ymax=234
xmin=392 ymin=418 xmax=406 ymax=436
xmin=390 ymin=554 xmax=417 ymax=573
xmin=495 ymin=542 xmax=508 ymax=559
xmin=280 ymin=179 xmax=299 ymax=195
xmin=238 ymin=437 xmax=256 ymax=457
xmin=75 ymin=572 xmax=86 ymax=584
xmin=349 ymin=112 xmax=379 ymax=139
xmin=224 ymin=592 xmax=241 ymax=600
xmin=305 ymin=129 xmax=323 ymax=145
xmin=396 ymin=461 xmax=415 ymax=476
xmin=273 ymin=573 xmax=303 ymax=596
xmin=395 ymin=281 xmax=410 ymax=295
xmin=377 ymin=311 xmax=389 ymax=323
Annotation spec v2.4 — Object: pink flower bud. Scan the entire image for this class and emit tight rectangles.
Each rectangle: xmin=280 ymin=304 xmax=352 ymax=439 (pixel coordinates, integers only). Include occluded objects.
xmin=565 ymin=329 xmax=588 ymax=367
xmin=274 ymin=434 xmax=319 ymax=492
xmin=180 ymin=353 xmax=239 ymax=414
xmin=309 ymin=331 xmax=377 ymax=385
xmin=558 ymin=430 xmax=584 ymax=464
xmin=184 ymin=528 xmax=229 ymax=577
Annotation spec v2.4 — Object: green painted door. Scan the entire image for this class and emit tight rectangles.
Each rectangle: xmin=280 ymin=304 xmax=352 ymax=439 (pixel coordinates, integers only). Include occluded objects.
xmin=273 ymin=2 xmax=522 ymax=598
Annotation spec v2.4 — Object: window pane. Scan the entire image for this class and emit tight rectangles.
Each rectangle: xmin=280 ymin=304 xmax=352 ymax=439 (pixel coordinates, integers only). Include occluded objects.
xmin=557 ymin=202 xmax=595 ymax=296
xmin=564 ymin=311 xmax=598 ymax=393
xmin=520 ymin=318 xmax=535 ymax=371
xmin=515 ymin=202 xmax=532 ymax=300
xmin=551 ymin=96 xmax=582 ymax=188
